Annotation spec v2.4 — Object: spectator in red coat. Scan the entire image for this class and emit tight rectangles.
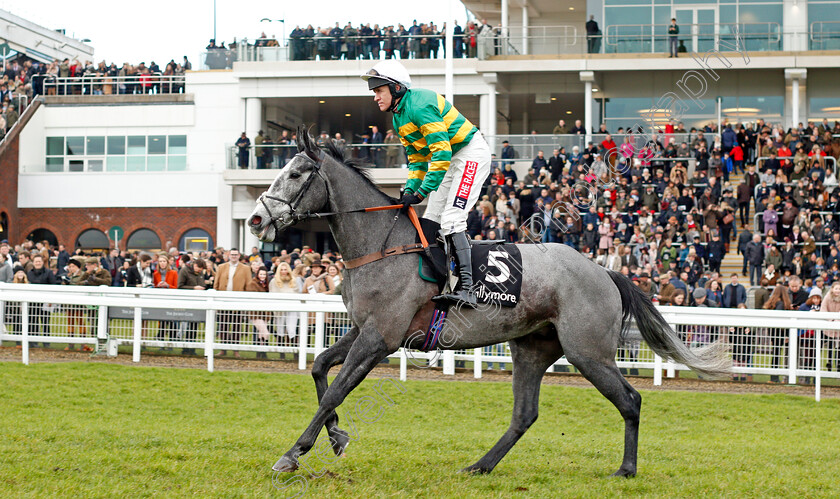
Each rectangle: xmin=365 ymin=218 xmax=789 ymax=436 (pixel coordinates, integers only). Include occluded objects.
xmin=601 ymin=134 xmax=618 ymax=172
xmin=730 ymin=143 xmax=744 ymax=174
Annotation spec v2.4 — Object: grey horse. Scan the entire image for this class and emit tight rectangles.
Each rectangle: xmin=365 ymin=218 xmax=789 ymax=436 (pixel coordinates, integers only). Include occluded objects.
xmin=247 ymin=128 xmax=729 ymax=478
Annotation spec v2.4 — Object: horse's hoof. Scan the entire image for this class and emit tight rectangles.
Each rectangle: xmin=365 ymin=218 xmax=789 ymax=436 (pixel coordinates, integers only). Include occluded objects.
xmin=459 ymin=464 xmax=491 ymax=475
xmin=330 ymin=428 xmax=350 ymax=456
xmin=272 ymin=455 xmax=299 ymax=473
xmin=610 ymin=467 xmax=636 ymax=478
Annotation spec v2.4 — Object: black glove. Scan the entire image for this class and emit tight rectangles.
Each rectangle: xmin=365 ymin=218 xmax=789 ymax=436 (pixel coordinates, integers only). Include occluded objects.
xmin=399 ymin=192 xmax=424 ymax=211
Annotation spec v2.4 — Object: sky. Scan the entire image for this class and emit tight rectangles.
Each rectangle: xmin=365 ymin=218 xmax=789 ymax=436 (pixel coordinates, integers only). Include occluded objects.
xmin=1 ymin=0 xmax=472 ymax=65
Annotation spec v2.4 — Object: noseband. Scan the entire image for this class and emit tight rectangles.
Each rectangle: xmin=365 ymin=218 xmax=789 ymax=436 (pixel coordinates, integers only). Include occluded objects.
xmin=258 ymin=150 xmax=327 ymax=236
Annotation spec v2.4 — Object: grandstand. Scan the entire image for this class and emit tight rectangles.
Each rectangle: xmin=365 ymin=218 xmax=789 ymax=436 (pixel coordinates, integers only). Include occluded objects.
xmin=1 ymin=1 xmax=839 ymax=259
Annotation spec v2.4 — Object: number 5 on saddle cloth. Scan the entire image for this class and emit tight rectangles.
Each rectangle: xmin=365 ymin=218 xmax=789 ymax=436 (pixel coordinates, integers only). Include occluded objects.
xmin=415 ymin=219 xmax=523 ymax=351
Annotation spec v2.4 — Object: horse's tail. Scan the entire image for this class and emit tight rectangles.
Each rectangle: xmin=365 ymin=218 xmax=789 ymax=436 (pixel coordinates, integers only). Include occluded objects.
xmin=607 ymin=270 xmax=730 ymax=378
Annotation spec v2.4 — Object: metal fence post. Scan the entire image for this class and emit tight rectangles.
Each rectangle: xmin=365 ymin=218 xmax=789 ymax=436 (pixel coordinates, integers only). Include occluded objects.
xmin=205 ymin=308 xmax=216 ymax=373
xmin=653 ymin=353 xmax=663 ymax=386
xmin=314 ymin=311 xmax=325 ymax=358
xmin=788 ymin=325 xmax=798 ymax=385
xmin=474 ymin=347 xmax=483 ymax=379
xmin=21 ymin=301 xmax=29 ymax=366
xmin=399 ymin=348 xmax=407 ymax=382
xmin=132 ymin=307 xmax=142 ymax=363
xmin=298 ymin=312 xmax=308 ymax=370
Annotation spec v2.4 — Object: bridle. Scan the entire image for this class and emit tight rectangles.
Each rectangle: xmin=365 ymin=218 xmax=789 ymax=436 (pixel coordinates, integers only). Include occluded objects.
xmin=257 ymin=149 xmax=327 ymax=238
xmin=256 ymin=147 xmax=432 ymax=270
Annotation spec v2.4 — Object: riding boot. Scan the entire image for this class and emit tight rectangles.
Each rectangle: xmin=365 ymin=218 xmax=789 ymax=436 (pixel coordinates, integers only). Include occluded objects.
xmin=433 ymin=231 xmax=478 ymax=308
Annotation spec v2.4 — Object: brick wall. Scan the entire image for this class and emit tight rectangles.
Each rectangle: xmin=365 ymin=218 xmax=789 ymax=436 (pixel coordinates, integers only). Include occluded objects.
xmin=17 ymin=207 xmax=217 ymax=250
xmin=0 ymin=135 xmax=20 ymax=242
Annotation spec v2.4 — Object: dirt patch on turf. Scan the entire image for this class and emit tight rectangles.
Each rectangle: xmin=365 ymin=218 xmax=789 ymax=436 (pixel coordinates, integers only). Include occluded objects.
xmin=1 ymin=346 xmax=837 ymax=399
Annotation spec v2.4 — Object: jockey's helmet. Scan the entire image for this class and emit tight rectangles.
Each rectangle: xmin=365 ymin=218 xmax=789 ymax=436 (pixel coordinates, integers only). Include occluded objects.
xmin=361 ymin=60 xmax=411 ymax=110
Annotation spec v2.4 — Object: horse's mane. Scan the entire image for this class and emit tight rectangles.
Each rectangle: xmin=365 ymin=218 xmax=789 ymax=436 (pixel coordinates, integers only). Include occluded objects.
xmin=324 ymin=140 xmax=376 ymax=187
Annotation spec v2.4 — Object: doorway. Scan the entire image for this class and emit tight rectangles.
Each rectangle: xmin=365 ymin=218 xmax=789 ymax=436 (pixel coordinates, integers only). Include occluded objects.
xmin=673 ymin=7 xmax=718 ymax=53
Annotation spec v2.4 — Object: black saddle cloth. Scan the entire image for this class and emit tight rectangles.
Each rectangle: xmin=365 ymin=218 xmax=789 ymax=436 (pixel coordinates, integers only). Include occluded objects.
xmin=416 ymin=219 xmax=523 ymax=307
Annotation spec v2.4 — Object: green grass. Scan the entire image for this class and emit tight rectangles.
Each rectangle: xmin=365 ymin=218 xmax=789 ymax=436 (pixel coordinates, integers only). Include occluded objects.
xmin=1 ymin=363 xmax=839 ymax=498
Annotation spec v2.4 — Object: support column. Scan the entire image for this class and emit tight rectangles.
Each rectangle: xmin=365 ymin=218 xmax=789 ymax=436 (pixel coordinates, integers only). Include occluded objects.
xmin=521 ymin=4 xmax=529 ymax=55
xmin=482 ymin=74 xmax=498 ymax=153
xmin=785 ymin=68 xmax=807 ymax=131
xmin=783 ymin=0 xmax=808 ymax=51
xmin=479 ymin=93 xmax=489 ymax=136
xmin=580 ymin=71 xmax=595 ymax=146
xmin=444 ymin=0 xmax=454 ymax=103
xmin=501 ymin=0 xmax=509 ymax=55
xmin=245 ymin=97 xmax=262 ymax=141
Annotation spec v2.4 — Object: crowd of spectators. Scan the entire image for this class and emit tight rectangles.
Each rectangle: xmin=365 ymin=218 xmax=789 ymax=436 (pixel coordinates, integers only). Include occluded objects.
xmin=0 ymin=54 xmax=192 ymax=124
xmin=287 ymin=19 xmax=497 ymax=61
xmin=1 ymin=238 xmax=344 ymax=358
xmin=5 ymin=116 xmax=840 ymax=373
xmin=233 ymin=127 xmax=406 ymax=169
xmin=469 ymin=117 xmax=840 ymax=306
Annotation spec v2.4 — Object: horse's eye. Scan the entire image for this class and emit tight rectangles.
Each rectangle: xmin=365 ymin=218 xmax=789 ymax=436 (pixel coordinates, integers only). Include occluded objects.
xmin=289 ymin=172 xmax=301 ymax=179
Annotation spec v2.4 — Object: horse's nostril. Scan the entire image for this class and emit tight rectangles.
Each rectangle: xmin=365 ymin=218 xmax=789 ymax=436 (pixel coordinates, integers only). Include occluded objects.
xmin=251 ymin=216 xmax=262 ymax=226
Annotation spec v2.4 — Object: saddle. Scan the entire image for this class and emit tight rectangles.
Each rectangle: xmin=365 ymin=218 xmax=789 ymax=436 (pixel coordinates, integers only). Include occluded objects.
xmin=416 ymin=219 xmax=523 ymax=308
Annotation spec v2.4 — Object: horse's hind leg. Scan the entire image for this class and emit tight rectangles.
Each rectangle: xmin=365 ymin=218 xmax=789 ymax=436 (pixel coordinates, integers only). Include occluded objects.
xmin=461 ymin=327 xmax=562 ymax=474
xmin=564 ymin=351 xmax=641 ymax=477
xmin=312 ymin=325 xmax=360 ymax=456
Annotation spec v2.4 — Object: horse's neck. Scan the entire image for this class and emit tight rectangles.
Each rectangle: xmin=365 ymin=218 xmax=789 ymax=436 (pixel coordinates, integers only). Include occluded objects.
xmin=323 ymin=163 xmax=415 ymax=260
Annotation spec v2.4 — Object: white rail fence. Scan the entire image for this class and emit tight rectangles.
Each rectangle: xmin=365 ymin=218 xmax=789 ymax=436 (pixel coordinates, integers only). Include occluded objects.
xmin=2 ymin=283 xmax=840 ymax=400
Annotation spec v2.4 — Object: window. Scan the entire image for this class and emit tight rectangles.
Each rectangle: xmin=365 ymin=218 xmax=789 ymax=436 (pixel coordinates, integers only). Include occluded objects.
xmin=810 ymin=97 xmax=840 ymax=120
xmin=127 ymin=136 xmax=146 ymax=155
xmin=0 ymin=212 xmax=8 ymax=241
xmin=27 ymin=228 xmax=59 ymax=247
xmin=107 ymin=136 xmax=126 ymax=155
xmin=46 ymin=137 xmax=64 ymax=156
xmin=66 ymin=136 xmax=84 ymax=155
xmin=126 ymin=229 xmax=162 ymax=251
xmin=44 ymin=135 xmax=187 ymax=172
xmin=179 ymin=228 xmax=213 ymax=252
xmin=87 ymin=136 xmax=105 ymax=155
xmin=148 ymin=135 xmax=166 ymax=154
xmin=76 ymin=229 xmax=110 ymax=250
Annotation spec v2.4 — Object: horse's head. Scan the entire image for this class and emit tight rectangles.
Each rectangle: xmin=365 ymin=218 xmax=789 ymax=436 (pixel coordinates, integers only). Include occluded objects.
xmin=248 ymin=127 xmax=330 ymax=242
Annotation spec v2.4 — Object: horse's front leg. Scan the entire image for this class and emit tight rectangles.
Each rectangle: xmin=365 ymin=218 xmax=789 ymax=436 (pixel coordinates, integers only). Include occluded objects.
xmin=274 ymin=323 xmax=396 ymax=472
xmin=312 ymin=325 xmax=360 ymax=455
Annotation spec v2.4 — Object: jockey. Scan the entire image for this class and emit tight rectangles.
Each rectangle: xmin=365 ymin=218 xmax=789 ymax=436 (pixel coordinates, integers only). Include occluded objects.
xmin=361 ymin=60 xmax=490 ymax=307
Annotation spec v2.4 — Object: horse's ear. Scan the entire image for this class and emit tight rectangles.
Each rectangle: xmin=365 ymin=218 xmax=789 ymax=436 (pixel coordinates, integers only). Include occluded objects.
xmin=296 ymin=125 xmax=321 ymax=163
xmin=296 ymin=125 xmax=308 ymax=153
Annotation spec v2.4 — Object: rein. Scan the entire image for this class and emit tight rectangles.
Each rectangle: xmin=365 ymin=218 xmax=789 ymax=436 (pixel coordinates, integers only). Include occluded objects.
xmin=258 ymin=150 xmax=430 ymax=270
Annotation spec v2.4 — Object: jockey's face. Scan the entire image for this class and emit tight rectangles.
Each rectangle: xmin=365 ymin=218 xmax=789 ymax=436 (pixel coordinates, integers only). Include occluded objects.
xmin=373 ymin=85 xmax=393 ymax=112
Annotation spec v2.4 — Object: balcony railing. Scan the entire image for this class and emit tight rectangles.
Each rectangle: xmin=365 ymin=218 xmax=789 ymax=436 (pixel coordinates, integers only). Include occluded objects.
xmin=225 ymin=134 xmax=713 ymax=171
xmin=199 ymin=23 xmax=840 ymax=66
xmin=227 ymin=143 xmax=407 ymax=169
xmin=485 ymin=133 xmax=713 ymax=161
xmin=605 ymin=22 xmax=782 ymax=54
xmin=43 ymin=74 xmax=186 ymax=96
xmin=810 ymin=21 xmax=840 ymax=50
